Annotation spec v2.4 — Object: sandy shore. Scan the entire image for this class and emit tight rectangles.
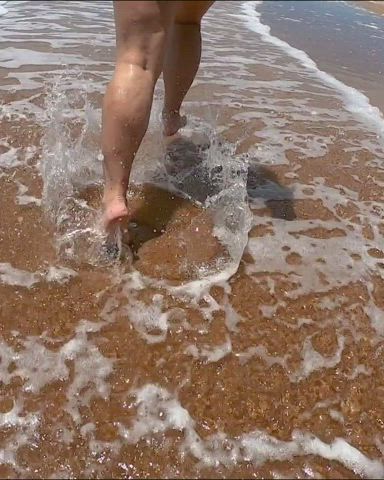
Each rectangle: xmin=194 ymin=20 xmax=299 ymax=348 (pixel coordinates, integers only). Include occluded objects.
xmin=0 ymin=1 xmax=384 ymax=478
xmin=353 ymin=0 xmax=384 ymax=16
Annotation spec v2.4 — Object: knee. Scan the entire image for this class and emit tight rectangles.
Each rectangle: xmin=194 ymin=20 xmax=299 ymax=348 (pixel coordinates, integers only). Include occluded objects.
xmin=114 ymin=2 xmax=169 ymax=76
xmin=115 ymin=31 xmax=167 ymax=78
xmin=115 ymin=1 xmax=168 ymax=41
xmin=116 ymin=45 xmax=165 ymax=78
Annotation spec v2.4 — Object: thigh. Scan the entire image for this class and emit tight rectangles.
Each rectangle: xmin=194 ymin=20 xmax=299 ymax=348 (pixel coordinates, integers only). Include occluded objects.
xmin=113 ymin=1 xmax=176 ymax=73
xmin=174 ymin=0 xmax=214 ymax=24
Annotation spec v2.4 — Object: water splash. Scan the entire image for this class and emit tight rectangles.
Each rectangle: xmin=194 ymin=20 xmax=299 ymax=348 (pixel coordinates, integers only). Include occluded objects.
xmin=40 ymin=71 xmax=251 ymax=280
xmin=40 ymin=70 xmax=106 ymax=264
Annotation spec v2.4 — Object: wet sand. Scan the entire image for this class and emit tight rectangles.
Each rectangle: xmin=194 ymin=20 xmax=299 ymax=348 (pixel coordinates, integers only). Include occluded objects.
xmin=1 ymin=1 xmax=384 ymax=478
xmin=353 ymin=1 xmax=384 ymax=17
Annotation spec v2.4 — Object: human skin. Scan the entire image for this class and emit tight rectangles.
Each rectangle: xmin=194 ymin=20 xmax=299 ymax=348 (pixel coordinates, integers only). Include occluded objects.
xmin=101 ymin=0 xmax=214 ymax=235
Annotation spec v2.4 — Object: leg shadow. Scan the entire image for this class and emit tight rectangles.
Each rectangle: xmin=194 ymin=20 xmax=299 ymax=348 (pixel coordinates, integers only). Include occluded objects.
xmin=128 ymin=139 xmax=297 ymax=256
xmin=79 ymin=135 xmax=296 ymax=261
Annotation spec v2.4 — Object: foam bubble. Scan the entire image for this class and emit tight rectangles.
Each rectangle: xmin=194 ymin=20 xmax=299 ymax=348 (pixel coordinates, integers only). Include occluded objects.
xmin=0 ymin=402 xmax=40 ymax=469
xmin=0 ymin=400 xmax=38 ymax=429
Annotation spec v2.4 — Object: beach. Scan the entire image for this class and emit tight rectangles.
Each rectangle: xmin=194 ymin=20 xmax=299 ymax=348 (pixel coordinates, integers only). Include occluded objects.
xmin=354 ymin=1 xmax=384 ymax=17
xmin=1 ymin=1 xmax=384 ymax=478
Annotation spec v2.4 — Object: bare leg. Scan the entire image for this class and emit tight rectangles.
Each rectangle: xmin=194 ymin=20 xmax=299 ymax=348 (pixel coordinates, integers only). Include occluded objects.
xmin=162 ymin=1 xmax=214 ymax=136
xmin=102 ymin=1 xmax=174 ymax=230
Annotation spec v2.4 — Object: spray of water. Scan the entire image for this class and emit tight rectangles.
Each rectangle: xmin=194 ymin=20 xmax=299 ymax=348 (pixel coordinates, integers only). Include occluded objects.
xmin=40 ymin=70 xmax=109 ymax=264
xmin=40 ymin=71 xmax=252 ymax=284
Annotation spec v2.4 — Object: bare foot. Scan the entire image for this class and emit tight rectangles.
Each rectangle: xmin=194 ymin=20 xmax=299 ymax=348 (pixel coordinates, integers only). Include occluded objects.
xmin=101 ymin=193 xmax=130 ymax=260
xmin=162 ymin=110 xmax=187 ymax=136
xmin=102 ymin=193 xmax=129 ymax=231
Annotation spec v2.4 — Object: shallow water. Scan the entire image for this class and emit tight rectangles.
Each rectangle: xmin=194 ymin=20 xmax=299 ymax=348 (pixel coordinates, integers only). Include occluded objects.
xmin=258 ymin=0 xmax=384 ymax=111
xmin=1 ymin=1 xmax=384 ymax=478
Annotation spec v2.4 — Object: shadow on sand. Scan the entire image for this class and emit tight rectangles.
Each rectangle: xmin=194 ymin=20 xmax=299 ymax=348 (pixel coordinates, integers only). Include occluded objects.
xmin=127 ymin=135 xmax=296 ymax=253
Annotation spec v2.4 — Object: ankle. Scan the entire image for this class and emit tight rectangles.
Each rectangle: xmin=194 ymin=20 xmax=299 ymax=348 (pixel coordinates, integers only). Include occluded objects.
xmin=162 ymin=108 xmax=180 ymax=119
xmin=103 ymin=183 xmax=127 ymax=203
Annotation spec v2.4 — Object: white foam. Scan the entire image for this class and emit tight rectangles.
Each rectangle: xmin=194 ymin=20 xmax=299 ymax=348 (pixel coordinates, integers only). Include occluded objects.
xmin=0 ymin=400 xmax=40 ymax=469
xmin=223 ymin=299 xmax=242 ymax=331
xmin=329 ymin=409 xmax=344 ymax=423
xmin=185 ymin=336 xmax=232 ymax=363
xmin=293 ymin=432 xmax=384 ymax=478
xmin=246 ymin=219 xmax=379 ymax=300
xmin=15 ymin=180 xmax=41 ymax=206
xmin=15 ymin=338 xmax=70 ymax=394
xmin=291 ymin=334 xmax=345 ymax=382
xmin=123 ymin=294 xmax=170 ymax=344
xmin=0 ymin=143 xmax=22 ymax=169
xmin=0 ymin=400 xmax=38 ymax=429
xmin=0 ymin=262 xmax=78 ymax=288
xmin=0 ymin=320 xmax=113 ymax=423
xmin=345 ymin=364 xmax=372 ymax=380
xmin=45 ymin=265 xmax=78 ymax=284
xmin=64 ymin=336 xmax=113 ymax=423
xmin=117 ymin=269 xmax=240 ymax=343
xmin=168 ymin=268 xmax=239 ymax=299
xmin=239 ymin=1 xmax=384 ymax=138
xmin=357 ymin=21 xmax=379 ymax=30
xmin=246 ymin=169 xmax=384 ymax=338
xmin=0 ymin=262 xmax=38 ymax=288
xmin=118 ymin=385 xmax=191 ymax=444
xmin=55 ymin=425 xmax=74 ymax=445
xmin=235 ymin=334 xmax=346 ymax=382
xmin=236 ymin=345 xmax=288 ymax=369
xmin=0 ymin=47 xmax=102 ymax=69
xmin=116 ymin=383 xmax=384 ymax=477
xmin=300 ymin=398 xmax=340 ymax=421
xmin=0 ymin=1 xmax=7 ymax=16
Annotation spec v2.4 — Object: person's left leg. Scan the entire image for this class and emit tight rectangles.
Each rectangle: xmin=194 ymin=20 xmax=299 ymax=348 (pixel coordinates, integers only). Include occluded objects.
xmin=102 ymin=1 xmax=175 ymax=230
xmin=162 ymin=1 xmax=214 ymax=136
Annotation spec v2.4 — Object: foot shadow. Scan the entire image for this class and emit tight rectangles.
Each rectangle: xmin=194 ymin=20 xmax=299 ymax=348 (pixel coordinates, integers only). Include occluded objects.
xmin=162 ymin=136 xmax=297 ymax=221
xmin=161 ymin=133 xmax=221 ymax=203
xmin=165 ymin=137 xmax=296 ymax=222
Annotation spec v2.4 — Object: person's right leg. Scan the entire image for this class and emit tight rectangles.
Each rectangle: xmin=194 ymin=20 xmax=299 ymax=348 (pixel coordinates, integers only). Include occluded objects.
xmin=162 ymin=1 xmax=214 ymax=136
xmin=102 ymin=1 xmax=175 ymax=230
